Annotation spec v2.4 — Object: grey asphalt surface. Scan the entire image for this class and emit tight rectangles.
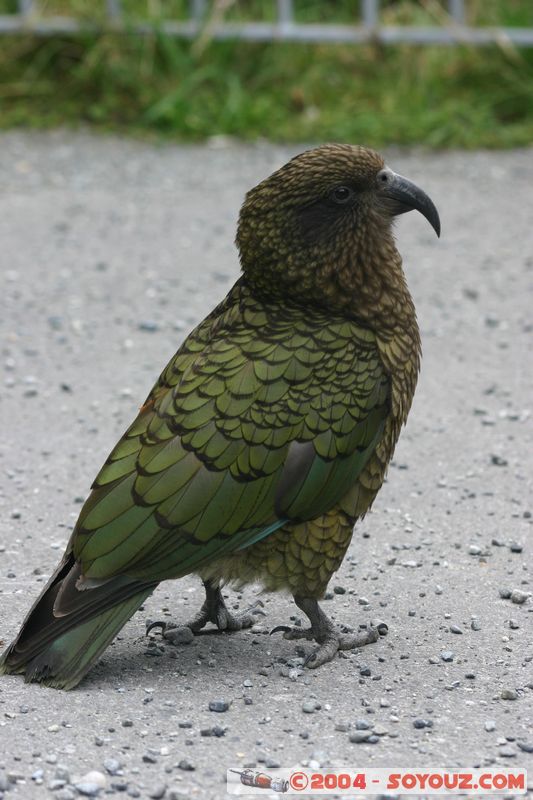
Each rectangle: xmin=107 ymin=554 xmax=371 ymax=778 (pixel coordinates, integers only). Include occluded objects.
xmin=0 ymin=131 xmax=531 ymax=800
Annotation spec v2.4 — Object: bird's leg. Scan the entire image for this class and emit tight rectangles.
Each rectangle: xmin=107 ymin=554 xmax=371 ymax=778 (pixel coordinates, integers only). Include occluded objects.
xmin=184 ymin=580 xmax=262 ymax=633
xmin=271 ymin=595 xmax=387 ymax=668
xmin=146 ymin=580 xmax=263 ymax=642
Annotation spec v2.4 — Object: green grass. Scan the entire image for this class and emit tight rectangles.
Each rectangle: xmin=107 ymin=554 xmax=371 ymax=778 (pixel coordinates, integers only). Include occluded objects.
xmin=0 ymin=1 xmax=532 ymax=147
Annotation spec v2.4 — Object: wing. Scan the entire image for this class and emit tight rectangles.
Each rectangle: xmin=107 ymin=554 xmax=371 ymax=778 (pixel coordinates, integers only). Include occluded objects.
xmin=71 ymin=280 xmax=390 ymax=582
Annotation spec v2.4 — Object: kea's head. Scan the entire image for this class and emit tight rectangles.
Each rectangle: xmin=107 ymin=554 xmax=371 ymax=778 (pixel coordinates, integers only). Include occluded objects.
xmin=237 ymin=144 xmax=440 ymax=307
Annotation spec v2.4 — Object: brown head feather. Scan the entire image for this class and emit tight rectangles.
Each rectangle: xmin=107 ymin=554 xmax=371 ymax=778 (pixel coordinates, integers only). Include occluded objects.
xmin=237 ymin=144 xmax=416 ymax=333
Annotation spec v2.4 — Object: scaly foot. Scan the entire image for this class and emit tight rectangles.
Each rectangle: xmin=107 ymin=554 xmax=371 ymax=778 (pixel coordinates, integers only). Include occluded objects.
xmin=147 ymin=580 xmax=264 ymax=644
xmin=270 ymin=595 xmax=387 ymax=668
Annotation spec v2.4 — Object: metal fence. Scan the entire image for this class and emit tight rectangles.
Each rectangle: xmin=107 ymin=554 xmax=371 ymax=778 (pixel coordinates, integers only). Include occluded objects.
xmin=1 ymin=0 xmax=533 ymax=46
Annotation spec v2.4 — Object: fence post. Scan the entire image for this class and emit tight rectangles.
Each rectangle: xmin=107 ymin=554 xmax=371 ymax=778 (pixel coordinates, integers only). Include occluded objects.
xmin=18 ymin=0 xmax=35 ymax=14
xmin=190 ymin=0 xmax=207 ymax=22
xmin=361 ymin=0 xmax=379 ymax=28
xmin=106 ymin=0 xmax=123 ymax=23
xmin=277 ymin=0 xmax=294 ymax=32
xmin=448 ymin=0 xmax=466 ymax=25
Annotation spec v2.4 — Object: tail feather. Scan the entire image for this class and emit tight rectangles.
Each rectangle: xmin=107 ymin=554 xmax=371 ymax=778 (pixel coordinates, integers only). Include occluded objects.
xmin=0 ymin=553 xmax=156 ymax=689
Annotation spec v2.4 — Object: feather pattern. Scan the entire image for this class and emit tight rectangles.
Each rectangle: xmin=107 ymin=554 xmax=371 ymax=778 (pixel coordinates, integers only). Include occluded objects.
xmin=73 ymin=279 xmax=390 ymax=582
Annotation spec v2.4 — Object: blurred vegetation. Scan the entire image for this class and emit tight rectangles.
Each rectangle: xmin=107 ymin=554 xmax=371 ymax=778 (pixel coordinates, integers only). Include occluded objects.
xmin=0 ymin=0 xmax=532 ymax=147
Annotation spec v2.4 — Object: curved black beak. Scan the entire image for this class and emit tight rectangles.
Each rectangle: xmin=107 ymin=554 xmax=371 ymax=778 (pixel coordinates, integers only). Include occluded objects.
xmin=377 ymin=168 xmax=441 ymax=237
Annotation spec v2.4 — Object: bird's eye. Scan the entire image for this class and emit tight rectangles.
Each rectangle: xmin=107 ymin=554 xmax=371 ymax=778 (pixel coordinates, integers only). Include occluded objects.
xmin=331 ymin=185 xmax=354 ymax=205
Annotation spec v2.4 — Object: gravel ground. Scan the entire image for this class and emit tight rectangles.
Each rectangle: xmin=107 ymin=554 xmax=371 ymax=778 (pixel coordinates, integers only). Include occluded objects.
xmin=0 ymin=131 xmax=532 ymax=799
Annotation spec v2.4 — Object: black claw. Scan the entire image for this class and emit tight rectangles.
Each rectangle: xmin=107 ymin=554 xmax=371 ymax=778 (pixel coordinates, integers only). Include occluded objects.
xmin=145 ymin=620 xmax=166 ymax=636
xmin=270 ymin=625 xmax=292 ymax=636
xmin=304 ymin=651 xmax=317 ymax=667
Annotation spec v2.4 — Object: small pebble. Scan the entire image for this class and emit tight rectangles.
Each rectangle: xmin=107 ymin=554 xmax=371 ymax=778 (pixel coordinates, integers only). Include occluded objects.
xmin=372 ymin=619 xmax=389 ymax=636
xmin=413 ymin=718 xmax=433 ymax=729
xmin=349 ymin=730 xmax=373 ymax=743
xmin=177 ymin=760 xmax=195 ymax=772
xmin=148 ymin=785 xmax=167 ymax=799
xmin=484 ymin=720 xmax=496 ymax=732
xmin=138 ymin=320 xmax=159 ymax=332
xmin=75 ymin=770 xmax=107 ymax=797
xmin=490 ymin=454 xmax=508 ymax=466
xmin=56 ymin=791 xmax=76 ymax=800
xmin=517 ymin=741 xmax=533 ymax=754
xmin=499 ymin=746 xmax=516 ymax=758
xmin=468 ymin=545 xmax=481 ymax=555
xmin=164 ymin=627 xmax=194 ymax=645
xmin=510 ymin=590 xmax=528 ymax=605
xmin=167 ymin=790 xmax=190 ymax=800
xmin=48 ymin=315 xmax=63 ymax=330
xmin=509 ymin=542 xmax=523 ymax=553
xmin=111 ymin=781 xmax=128 ymax=792
xmin=449 ymin=624 xmax=463 ymax=634
xmin=471 ymin=619 xmax=482 ymax=631
xmin=208 ymin=699 xmax=229 ymax=713
xmin=501 ymin=688 xmax=518 ymax=700
xmin=372 ymin=724 xmax=388 ymax=736
xmin=499 ymin=588 xmax=512 ymax=599
xmin=200 ymin=726 xmax=226 ymax=737
xmin=440 ymin=650 xmax=454 ymax=662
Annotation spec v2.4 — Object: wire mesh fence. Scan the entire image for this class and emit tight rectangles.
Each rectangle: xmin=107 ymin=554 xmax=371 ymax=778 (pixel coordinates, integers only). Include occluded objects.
xmin=1 ymin=0 xmax=533 ymax=46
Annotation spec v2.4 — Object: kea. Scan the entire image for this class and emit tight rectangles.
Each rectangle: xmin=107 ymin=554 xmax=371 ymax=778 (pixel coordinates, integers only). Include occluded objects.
xmin=0 ymin=144 xmax=440 ymax=689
